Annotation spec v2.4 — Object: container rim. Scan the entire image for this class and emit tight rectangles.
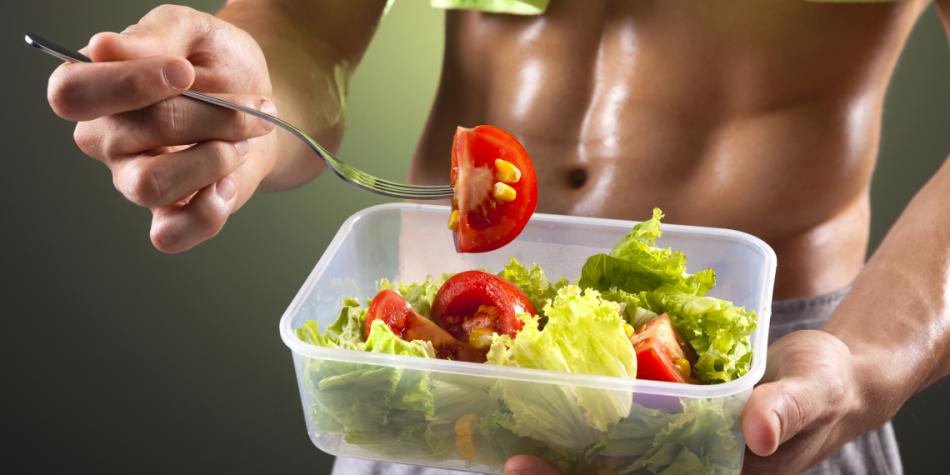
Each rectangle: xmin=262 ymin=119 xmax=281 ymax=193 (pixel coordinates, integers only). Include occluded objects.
xmin=279 ymin=203 xmax=777 ymax=400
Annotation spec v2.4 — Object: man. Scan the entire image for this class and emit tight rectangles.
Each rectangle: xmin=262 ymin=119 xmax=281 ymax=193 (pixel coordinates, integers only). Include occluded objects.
xmin=44 ymin=0 xmax=950 ymax=474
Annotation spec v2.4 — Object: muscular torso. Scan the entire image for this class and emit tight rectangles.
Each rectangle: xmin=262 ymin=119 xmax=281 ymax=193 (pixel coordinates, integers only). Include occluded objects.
xmin=407 ymin=0 xmax=928 ymax=300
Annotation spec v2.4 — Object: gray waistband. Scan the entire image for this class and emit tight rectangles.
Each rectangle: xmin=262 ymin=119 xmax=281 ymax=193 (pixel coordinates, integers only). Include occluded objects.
xmin=767 ymin=285 xmax=852 ymax=346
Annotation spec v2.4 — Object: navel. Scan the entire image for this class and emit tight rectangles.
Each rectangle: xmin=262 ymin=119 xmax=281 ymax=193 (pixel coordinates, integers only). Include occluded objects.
xmin=567 ymin=168 xmax=588 ymax=189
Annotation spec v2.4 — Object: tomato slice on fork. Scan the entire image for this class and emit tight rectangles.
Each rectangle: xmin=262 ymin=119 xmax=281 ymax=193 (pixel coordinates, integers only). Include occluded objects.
xmin=450 ymin=125 xmax=538 ymax=253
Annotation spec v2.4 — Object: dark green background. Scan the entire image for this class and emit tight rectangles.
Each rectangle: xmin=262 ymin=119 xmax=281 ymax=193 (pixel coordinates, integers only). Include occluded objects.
xmin=4 ymin=1 xmax=949 ymax=473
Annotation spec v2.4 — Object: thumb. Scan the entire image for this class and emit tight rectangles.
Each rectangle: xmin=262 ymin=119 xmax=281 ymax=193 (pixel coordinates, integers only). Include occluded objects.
xmin=741 ymin=378 xmax=815 ymax=456
xmin=740 ymin=330 xmax=854 ymax=457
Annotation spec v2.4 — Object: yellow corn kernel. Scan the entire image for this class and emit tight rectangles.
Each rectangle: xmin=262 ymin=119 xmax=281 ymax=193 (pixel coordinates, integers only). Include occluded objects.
xmin=456 ymin=435 xmax=476 ymax=459
xmin=447 ymin=209 xmax=459 ymax=231
xmin=468 ymin=328 xmax=494 ymax=350
xmin=601 ymin=456 xmax=626 ymax=469
xmin=623 ymin=324 xmax=634 ymax=338
xmin=493 ymin=182 xmax=517 ymax=202
xmin=455 ymin=414 xmax=478 ymax=437
xmin=675 ymin=358 xmax=691 ymax=378
xmin=495 ymin=159 xmax=522 ymax=183
xmin=596 ymin=469 xmax=617 ymax=475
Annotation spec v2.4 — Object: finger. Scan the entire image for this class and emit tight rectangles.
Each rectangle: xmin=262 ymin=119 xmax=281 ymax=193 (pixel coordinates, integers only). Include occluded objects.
xmin=149 ymin=135 xmax=275 ymax=253
xmin=48 ymin=55 xmax=194 ymax=121
xmin=504 ymin=455 xmax=564 ymax=475
xmin=115 ymin=139 xmax=249 ymax=209
xmin=149 ymin=178 xmax=234 ymax=254
xmin=86 ymin=30 xmax=167 ymax=62
xmin=98 ymin=95 xmax=276 ymax=157
xmin=86 ymin=6 xmax=211 ymax=62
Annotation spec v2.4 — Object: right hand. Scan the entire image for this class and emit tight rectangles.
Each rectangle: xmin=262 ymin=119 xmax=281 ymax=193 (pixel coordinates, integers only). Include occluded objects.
xmin=48 ymin=5 xmax=278 ymax=253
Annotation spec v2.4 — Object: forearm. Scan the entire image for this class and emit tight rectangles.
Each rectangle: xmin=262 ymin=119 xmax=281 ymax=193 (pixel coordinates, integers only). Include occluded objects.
xmin=822 ymin=153 xmax=950 ymax=432
xmin=216 ymin=0 xmax=387 ymax=190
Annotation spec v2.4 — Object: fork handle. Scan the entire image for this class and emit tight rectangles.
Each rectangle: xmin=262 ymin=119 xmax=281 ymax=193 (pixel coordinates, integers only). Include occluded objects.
xmin=25 ymin=32 xmax=92 ymax=63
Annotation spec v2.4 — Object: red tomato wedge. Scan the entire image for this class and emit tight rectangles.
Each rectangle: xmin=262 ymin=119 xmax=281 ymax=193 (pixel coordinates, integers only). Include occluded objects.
xmin=431 ymin=271 xmax=537 ymax=344
xmin=630 ymin=314 xmax=699 ymax=384
xmin=366 ymin=289 xmax=486 ymax=363
xmin=451 ymin=125 xmax=538 ymax=253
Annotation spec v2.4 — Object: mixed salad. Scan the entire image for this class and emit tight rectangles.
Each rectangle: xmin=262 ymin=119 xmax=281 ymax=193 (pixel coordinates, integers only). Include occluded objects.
xmin=294 ymin=209 xmax=758 ymax=475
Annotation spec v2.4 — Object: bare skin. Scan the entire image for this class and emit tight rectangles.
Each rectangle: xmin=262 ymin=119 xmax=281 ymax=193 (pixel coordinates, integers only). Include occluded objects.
xmin=414 ymin=0 xmax=926 ymax=301
xmin=44 ymin=1 xmax=950 ymax=474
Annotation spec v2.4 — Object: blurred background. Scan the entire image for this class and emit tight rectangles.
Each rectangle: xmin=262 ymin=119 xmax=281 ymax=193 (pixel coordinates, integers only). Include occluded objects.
xmin=3 ymin=1 xmax=949 ymax=473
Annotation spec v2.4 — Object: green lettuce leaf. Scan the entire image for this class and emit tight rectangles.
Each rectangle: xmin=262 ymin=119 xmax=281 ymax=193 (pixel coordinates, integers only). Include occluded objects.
xmin=296 ymin=321 xmax=434 ymax=437
xmin=497 ymin=257 xmax=570 ymax=315
xmin=578 ymin=209 xmax=715 ymax=297
xmin=615 ymin=398 xmax=743 ymax=475
xmin=423 ymin=373 xmax=507 ymax=468
xmin=478 ymin=410 xmax=586 ymax=474
xmin=485 ymin=286 xmax=637 ymax=450
xmin=326 ymin=298 xmax=368 ymax=348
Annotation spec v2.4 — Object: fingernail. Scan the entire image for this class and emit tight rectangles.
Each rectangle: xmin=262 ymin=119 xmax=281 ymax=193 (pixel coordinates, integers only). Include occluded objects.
xmin=163 ymin=61 xmax=191 ymax=90
xmin=234 ymin=140 xmax=249 ymax=157
xmin=216 ymin=177 xmax=236 ymax=201
xmin=260 ymin=100 xmax=277 ymax=131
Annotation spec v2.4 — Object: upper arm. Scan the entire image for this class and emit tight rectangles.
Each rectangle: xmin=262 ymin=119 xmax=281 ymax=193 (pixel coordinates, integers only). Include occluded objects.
xmin=222 ymin=0 xmax=389 ymax=67
xmin=272 ymin=0 xmax=389 ymax=63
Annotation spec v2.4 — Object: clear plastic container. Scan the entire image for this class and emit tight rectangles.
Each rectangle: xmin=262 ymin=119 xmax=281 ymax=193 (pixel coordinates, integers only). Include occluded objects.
xmin=279 ymin=203 xmax=776 ymax=474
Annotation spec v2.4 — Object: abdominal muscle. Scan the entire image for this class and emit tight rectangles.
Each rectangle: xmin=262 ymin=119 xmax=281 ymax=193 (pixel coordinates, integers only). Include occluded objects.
xmin=407 ymin=0 xmax=928 ymax=300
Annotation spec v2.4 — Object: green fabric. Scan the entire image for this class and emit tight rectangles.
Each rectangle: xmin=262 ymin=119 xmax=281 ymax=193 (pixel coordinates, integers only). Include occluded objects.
xmin=430 ymin=0 xmax=550 ymax=15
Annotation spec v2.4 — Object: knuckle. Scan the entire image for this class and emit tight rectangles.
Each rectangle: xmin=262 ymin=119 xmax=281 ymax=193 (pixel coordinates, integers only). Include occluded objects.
xmin=73 ymin=124 xmax=100 ymax=158
xmin=208 ymin=141 xmax=239 ymax=171
xmin=125 ymin=164 xmax=166 ymax=207
xmin=148 ymin=4 xmax=194 ymax=24
xmin=135 ymin=98 xmax=184 ymax=146
xmin=199 ymin=211 xmax=227 ymax=239
xmin=230 ymin=99 xmax=260 ymax=138
xmin=118 ymin=68 xmax=159 ymax=107
xmin=200 ymin=140 xmax=237 ymax=180
xmin=47 ymin=68 xmax=80 ymax=120
xmin=146 ymin=5 xmax=203 ymax=37
xmin=150 ymin=220 xmax=184 ymax=254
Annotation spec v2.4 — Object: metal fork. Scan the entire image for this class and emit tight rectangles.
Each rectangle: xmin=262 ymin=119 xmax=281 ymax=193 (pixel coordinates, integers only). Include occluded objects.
xmin=25 ymin=32 xmax=455 ymax=200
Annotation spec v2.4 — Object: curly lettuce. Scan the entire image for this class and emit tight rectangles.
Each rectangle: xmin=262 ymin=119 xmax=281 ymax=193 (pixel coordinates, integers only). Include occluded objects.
xmin=496 ymin=257 xmax=570 ymax=315
xmin=578 ymin=208 xmax=716 ymax=297
xmin=485 ymin=286 xmax=637 ymax=449
xmin=580 ymin=209 xmax=757 ymax=384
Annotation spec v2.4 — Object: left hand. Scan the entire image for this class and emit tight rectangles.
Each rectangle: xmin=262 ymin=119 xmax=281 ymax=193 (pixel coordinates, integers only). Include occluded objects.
xmin=503 ymin=329 xmax=864 ymax=475
xmin=740 ymin=329 xmax=862 ymax=474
